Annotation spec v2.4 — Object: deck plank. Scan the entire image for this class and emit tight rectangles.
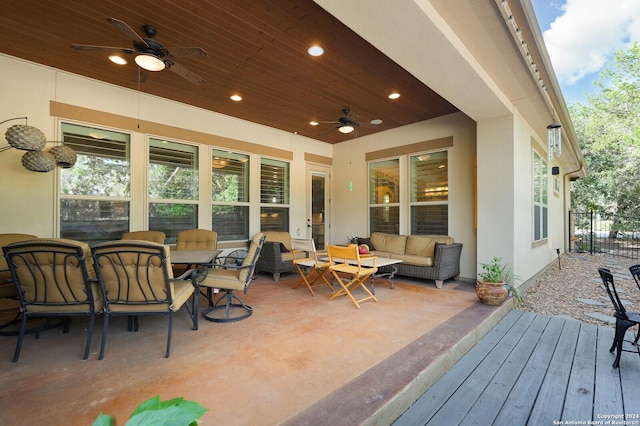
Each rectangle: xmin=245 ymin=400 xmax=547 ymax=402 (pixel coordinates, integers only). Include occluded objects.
xmin=394 ymin=311 xmax=640 ymax=425
xmin=459 ymin=314 xmax=556 ymax=426
xmin=527 ymin=318 xmax=581 ymax=424
xmin=594 ymin=326 xmax=624 ymax=418
xmin=424 ymin=311 xmax=540 ymax=426
xmin=561 ymin=322 xmax=598 ymax=421
xmin=618 ymin=331 xmax=640 ymax=416
xmin=392 ymin=310 xmax=528 ymax=426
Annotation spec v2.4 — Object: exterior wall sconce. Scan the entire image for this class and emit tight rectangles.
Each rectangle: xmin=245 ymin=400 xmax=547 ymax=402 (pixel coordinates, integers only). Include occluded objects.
xmin=1 ymin=117 xmax=76 ymax=172
xmin=551 ymin=166 xmax=560 ymax=175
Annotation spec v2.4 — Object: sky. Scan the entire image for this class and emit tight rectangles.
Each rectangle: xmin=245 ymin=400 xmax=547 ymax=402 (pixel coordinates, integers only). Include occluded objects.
xmin=531 ymin=0 xmax=640 ymax=104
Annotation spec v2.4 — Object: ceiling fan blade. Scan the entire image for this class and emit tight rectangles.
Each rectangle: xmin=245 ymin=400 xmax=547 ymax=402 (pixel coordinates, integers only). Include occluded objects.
xmin=71 ymin=44 xmax=135 ymax=55
xmin=107 ymin=17 xmax=148 ymax=48
xmin=321 ymin=126 xmax=340 ymax=135
xmin=167 ymin=47 xmax=208 ymax=59
xmin=316 ymin=121 xmax=341 ymax=124
xmin=167 ymin=62 xmax=205 ymax=85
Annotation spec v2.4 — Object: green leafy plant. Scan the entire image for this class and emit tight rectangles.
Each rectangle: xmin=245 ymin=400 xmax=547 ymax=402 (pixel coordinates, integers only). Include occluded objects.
xmin=92 ymin=395 xmax=207 ymax=426
xmin=478 ymin=257 xmax=529 ymax=306
xmin=478 ymin=256 xmax=513 ymax=284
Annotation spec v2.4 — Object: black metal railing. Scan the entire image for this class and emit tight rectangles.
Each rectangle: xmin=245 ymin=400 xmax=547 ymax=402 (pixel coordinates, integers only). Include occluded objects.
xmin=569 ymin=211 xmax=640 ymax=259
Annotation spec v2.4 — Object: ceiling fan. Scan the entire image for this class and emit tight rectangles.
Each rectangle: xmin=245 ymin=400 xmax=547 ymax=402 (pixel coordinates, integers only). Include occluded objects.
xmin=316 ymin=107 xmax=383 ymax=134
xmin=71 ymin=17 xmax=208 ymax=85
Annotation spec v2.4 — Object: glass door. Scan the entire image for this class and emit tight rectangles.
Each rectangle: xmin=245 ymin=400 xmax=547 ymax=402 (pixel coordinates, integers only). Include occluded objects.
xmin=306 ymin=164 xmax=330 ymax=250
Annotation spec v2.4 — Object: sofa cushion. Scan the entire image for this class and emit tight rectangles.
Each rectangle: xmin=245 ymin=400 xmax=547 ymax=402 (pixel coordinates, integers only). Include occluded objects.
xmin=370 ymin=233 xmax=407 ymax=254
xmin=389 ymin=253 xmax=433 ymax=267
xmin=406 ymin=235 xmax=454 ymax=258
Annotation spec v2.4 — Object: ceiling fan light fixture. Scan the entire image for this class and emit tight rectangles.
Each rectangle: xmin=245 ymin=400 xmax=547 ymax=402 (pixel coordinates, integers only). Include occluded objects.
xmin=338 ymin=125 xmax=354 ymax=134
xmin=108 ymin=55 xmax=127 ymax=65
xmin=135 ymin=53 xmax=165 ymax=71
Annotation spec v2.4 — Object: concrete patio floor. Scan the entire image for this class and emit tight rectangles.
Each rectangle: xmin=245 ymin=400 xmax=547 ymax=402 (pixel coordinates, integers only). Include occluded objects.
xmin=0 ymin=272 xmax=510 ymax=425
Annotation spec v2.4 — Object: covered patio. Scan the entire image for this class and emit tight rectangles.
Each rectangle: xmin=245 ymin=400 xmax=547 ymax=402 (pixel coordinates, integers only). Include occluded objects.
xmin=0 ymin=273 xmax=509 ymax=425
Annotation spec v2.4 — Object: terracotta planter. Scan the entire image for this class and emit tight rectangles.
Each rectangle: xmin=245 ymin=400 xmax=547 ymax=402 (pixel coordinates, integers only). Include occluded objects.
xmin=475 ymin=280 xmax=508 ymax=305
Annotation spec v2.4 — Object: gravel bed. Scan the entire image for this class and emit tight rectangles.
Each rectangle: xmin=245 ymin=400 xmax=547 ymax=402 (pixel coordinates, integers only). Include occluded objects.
xmin=517 ymin=254 xmax=640 ymax=327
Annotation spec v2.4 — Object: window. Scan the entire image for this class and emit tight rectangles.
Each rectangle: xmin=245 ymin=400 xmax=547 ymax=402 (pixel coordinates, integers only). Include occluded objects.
xmin=212 ymin=149 xmax=250 ymax=241
xmin=369 ymin=159 xmax=399 ymax=234
xmin=59 ymin=123 xmax=130 ymax=246
xmin=260 ymin=158 xmax=289 ymax=231
xmin=533 ymin=150 xmax=548 ymax=241
xmin=410 ymin=152 xmax=448 ymax=235
xmin=148 ymin=138 xmax=199 ymax=244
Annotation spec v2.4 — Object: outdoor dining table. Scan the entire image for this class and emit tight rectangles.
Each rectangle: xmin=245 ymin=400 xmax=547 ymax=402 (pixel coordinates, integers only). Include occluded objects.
xmin=170 ymin=249 xmax=222 ymax=281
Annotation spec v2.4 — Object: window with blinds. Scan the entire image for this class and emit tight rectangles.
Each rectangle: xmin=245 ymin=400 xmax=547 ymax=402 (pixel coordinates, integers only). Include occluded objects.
xmin=369 ymin=159 xmax=400 ymax=234
xmin=410 ymin=151 xmax=448 ymax=235
xmin=148 ymin=138 xmax=199 ymax=244
xmin=59 ymin=123 xmax=131 ymax=246
xmin=212 ymin=149 xmax=250 ymax=241
xmin=260 ymin=158 xmax=290 ymax=231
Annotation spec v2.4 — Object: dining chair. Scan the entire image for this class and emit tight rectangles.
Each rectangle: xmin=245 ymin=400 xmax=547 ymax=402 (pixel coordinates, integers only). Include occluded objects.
xmin=598 ymin=267 xmax=640 ymax=368
xmin=174 ymin=229 xmax=218 ymax=275
xmin=290 ymin=238 xmax=334 ymax=297
xmin=0 ymin=233 xmax=38 ymax=334
xmin=121 ymin=230 xmax=166 ymax=244
xmin=629 ymin=264 xmax=640 ymax=292
xmin=327 ymin=244 xmax=378 ymax=309
xmin=91 ymin=240 xmax=199 ymax=359
xmin=3 ymin=238 xmax=103 ymax=362
xmin=199 ymin=233 xmax=265 ymax=323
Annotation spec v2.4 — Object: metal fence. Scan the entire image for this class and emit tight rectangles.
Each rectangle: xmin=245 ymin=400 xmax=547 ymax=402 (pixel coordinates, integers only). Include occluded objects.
xmin=569 ymin=211 xmax=640 ymax=259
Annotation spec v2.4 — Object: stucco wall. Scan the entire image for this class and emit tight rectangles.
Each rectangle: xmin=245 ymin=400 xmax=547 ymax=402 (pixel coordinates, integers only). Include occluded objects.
xmin=332 ymin=113 xmax=477 ymax=280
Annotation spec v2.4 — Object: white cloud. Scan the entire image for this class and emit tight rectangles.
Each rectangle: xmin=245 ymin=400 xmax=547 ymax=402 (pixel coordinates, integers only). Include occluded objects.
xmin=543 ymin=0 xmax=640 ymax=86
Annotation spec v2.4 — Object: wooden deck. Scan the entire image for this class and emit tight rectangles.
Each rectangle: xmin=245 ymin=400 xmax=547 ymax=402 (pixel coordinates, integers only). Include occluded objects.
xmin=394 ymin=310 xmax=640 ymax=425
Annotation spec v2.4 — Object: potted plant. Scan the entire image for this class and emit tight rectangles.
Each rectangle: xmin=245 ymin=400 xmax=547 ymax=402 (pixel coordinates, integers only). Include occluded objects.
xmin=476 ymin=256 xmax=512 ymax=305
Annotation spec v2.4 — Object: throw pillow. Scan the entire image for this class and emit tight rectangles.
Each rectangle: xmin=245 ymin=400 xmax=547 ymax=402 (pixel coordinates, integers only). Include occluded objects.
xmin=357 ymin=237 xmax=376 ymax=251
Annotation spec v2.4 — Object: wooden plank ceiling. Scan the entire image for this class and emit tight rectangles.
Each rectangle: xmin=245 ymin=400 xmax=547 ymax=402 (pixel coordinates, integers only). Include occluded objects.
xmin=0 ymin=0 xmax=459 ymax=144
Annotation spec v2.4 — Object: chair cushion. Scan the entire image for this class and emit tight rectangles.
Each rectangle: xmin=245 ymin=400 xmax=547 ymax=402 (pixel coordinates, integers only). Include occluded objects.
xmin=370 ymin=233 xmax=407 ymax=254
xmin=122 ymin=231 xmax=166 ymax=244
xmin=263 ymin=231 xmax=292 ymax=250
xmin=239 ymin=233 xmax=265 ymax=283
xmin=176 ymin=229 xmax=218 ymax=250
xmin=0 ymin=233 xmax=38 ymax=274
xmin=200 ymin=268 xmax=246 ymax=291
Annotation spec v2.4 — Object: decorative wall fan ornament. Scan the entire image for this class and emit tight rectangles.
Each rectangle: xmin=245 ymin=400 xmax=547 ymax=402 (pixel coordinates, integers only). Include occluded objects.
xmin=71 ymin=17 xmax=208 ymax=85
xmin=316 ymin=107 xmax=383 ymax=135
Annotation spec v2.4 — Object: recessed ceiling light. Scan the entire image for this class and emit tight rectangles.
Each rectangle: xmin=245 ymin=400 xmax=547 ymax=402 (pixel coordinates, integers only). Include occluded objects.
xmin=370 ymin=119 xmax=383 ymax=125
xmin=108 ymin=55 xmax=127 ymax=65
xmin=307 ymin=45 xmax=324 ymax=56
xmin=230 ymin=94 xmax=243 ymax=102
xmin=388 ymin=92 xmax=401 ymax=100
xmin=309 ymin=121 xmax=319 ymax=126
